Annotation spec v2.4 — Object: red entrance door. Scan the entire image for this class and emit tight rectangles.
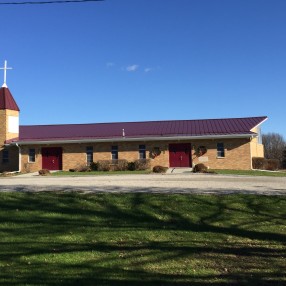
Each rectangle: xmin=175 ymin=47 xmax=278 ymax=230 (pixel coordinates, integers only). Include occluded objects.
xmin=42 ymin=147 xmax=62 ymax=170
xmin=169 ymin=143 xmax=192 ymax=167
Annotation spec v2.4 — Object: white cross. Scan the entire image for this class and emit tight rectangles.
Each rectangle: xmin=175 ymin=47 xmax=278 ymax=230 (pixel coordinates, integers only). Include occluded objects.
xmin=0 ymin=60 xmax=12 ymax=88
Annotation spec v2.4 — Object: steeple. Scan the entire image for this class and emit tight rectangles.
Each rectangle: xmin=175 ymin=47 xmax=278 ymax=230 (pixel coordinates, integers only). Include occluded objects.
xmin=0 ymin=60 xmax=20 ymax=144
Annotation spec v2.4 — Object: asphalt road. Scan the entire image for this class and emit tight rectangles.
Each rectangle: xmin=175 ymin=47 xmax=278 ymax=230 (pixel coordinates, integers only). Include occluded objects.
xmin=0 ymin=173 xmax=286 ymax=195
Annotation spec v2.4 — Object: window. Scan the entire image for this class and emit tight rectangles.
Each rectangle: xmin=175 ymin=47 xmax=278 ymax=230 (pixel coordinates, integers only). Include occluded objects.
xmin=217 ymin=143 xmax=225 ymax=158
xmin=139 ymin=144 xmax=146 ymax=159
xmin=86 ymin=146 xmax=93 ymax=165
xmin=29 ymin=149 xmax=36 ymax=163
xmin=111 ymin=146 xmax=118 ymax=160
xmin=2 ymin=149 xmax=9 ymax=163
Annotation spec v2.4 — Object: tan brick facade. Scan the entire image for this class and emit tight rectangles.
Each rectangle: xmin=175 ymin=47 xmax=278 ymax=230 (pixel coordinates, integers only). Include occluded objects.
xmin=18 ymin=137 xmax=253 ymax=172
xmin=0 ymin=109 xmax=20 ymax=172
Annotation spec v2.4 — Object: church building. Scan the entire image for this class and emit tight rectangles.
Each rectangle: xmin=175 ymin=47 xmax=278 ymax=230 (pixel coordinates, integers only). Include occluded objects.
xmin=0 ymin=61 xmax=267 ymax=173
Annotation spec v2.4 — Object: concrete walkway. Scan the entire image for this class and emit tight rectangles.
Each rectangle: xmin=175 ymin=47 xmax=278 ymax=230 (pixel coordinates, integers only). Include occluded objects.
xmin=1 ymin=173 xmax=286 ymax=195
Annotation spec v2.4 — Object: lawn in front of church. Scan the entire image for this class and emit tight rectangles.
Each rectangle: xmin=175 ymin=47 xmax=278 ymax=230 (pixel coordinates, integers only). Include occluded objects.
xmin=0 ymin=192 xmax=285 ymax=285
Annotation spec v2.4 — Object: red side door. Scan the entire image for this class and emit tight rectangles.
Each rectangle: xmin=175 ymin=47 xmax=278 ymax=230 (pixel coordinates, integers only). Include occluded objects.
xmin=42 ymin=147 xmax=62 ymax=170
xmin=169 ymin=143 xmax=192 ymax=167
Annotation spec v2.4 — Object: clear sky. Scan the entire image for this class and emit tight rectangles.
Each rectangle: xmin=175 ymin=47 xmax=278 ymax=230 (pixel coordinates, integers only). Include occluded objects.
xmin=1 ymin=0 xmax=285 ymax=138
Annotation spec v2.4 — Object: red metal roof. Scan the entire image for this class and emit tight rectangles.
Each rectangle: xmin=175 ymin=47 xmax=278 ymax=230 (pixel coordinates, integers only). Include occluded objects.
xmin=13 ymin=116 xmax=267 ymax=143
xmin=0 ymin=87 xmax=20 ymax=111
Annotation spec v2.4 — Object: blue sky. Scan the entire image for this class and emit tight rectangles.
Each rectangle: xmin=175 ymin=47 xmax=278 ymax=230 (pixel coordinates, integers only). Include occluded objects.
xmin=1 ymin=0 xmax=286 ymax=138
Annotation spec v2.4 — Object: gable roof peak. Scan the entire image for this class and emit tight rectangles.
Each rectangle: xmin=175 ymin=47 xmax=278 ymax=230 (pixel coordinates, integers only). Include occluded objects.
xmin=0 ymin=86 xmax=20 ymax=111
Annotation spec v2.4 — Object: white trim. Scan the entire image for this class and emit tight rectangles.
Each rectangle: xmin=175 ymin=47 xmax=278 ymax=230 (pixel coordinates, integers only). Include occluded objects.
xmin=15 ymin=143 xmax=21 ymax=172
xmin=250 ymin=137 xmax=253 ymax=170
xmin=250 ymin=117 xmax=268 ymax=131
xmin=8 ymin=133 xmax=256 ymax=146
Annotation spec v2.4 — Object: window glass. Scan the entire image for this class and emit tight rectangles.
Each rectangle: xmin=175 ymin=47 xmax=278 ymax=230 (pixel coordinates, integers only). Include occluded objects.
xmin=217 ymin=143 xmax=225 ymax=157
xmin=2 ymin=149 xmax=9 ymax=163
xmin=139 ymin=145 xmax=146 ymax=159
xmin=86 ymin=146 xmax=93 ymax=165
xmin=111 ymin=146 xmax=118 ymax=160
xmin=29 ymin=149 xmax=36 ymax=163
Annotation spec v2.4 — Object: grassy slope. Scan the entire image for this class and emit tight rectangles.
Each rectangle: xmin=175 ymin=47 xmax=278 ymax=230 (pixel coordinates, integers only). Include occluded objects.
xmin=0 ymin=193 xmax=285 ymax=285
xmin=212 ymin=169 xmax=286 ymax=177
xmin=50 ymin=169 xmax=286 ymax=177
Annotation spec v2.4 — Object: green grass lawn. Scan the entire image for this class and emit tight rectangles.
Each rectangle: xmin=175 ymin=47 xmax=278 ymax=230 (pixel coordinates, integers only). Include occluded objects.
xmin=212 ymin=169 xmax=286 ymax=177
xmin=0 ymin=193 xmax=285 ymax=285
xmin=50 ymin=169 xmax=286 ymax=177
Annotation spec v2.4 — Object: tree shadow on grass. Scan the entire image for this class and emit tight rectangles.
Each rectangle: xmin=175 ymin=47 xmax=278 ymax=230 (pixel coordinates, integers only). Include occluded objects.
xmin=0 ymin=192 xmax=285 ymax=285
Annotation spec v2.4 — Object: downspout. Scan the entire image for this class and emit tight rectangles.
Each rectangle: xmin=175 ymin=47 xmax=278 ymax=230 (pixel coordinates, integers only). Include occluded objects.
xmin=15 ymin=143 xmax=21 ymax=173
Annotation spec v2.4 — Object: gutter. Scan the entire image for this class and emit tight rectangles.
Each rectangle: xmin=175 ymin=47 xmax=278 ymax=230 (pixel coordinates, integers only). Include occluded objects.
xmin=7 ymin=133 xmax=257 ymax=146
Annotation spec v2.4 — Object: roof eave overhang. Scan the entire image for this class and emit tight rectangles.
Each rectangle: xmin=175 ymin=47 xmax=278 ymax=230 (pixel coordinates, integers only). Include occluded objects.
xmin=251 ymin=117 xmax=268 ymax=131
xmin=7 ymin=133 xmax=256 ymax=146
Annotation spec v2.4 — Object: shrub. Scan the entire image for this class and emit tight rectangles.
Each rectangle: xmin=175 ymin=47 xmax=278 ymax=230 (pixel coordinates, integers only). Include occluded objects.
xmin=265 ymin=159 xmax=279 ymax=171
xmin=79 ymin=165 xmax=91 ymax=172
xmin=252 ymin=157 xmax=265 ymax=169
xmin=193 ymin=163 xmax=208 ymax=173
xmin=116 ymin=160 xmax=128 ymax=171
xmin=38 ymin=169 xmax=50 ymax=176
xmin=135 ymin=159 xmax=151 ymax=170
xmin=97 ymin=160 xmax=111 ymax=172
xmin=127 ymin=162 xmax=136 ymax=171
xmin=90 ymin=162 xmax=99 ymax=171
xmin=252 ymin=157 xmax=280 ymax=171
xmin=153 ymin=165 xmax=168 ymax=173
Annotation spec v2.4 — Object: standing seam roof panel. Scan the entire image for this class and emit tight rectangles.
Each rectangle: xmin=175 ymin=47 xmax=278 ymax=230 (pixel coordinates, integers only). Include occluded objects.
xmin=15 ymin=116 xmax=267 ymax=142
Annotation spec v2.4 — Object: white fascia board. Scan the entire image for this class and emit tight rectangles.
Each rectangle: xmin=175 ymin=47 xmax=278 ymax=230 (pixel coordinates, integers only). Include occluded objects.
xmin=9 ymin=133 xmax=255 ymax=146
xmin=251 ymin=117 xmax=268 ymax=131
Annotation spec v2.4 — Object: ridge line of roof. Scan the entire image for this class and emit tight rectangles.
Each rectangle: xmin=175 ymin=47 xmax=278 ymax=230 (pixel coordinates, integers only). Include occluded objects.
xmin=19 ymin=116 xmax=268 ymax=128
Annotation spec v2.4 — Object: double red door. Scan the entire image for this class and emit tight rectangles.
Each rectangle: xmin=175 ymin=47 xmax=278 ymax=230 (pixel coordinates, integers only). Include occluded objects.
xmin=169 ymin=143 xmax=192 ymax=167
xmin=42 ymin=147 xmax=62 ymax=170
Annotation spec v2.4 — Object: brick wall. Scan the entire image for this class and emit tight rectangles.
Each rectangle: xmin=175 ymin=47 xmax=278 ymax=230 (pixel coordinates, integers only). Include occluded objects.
xmin=19 ymin=138 xmax=252 ymax=172
xmin=190 ymin=138 xmax=251 ymax=170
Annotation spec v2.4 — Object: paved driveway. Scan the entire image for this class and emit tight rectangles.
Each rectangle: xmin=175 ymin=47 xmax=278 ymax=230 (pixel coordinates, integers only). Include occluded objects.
xmin=0 ymin=173 xmax=286 ymax=195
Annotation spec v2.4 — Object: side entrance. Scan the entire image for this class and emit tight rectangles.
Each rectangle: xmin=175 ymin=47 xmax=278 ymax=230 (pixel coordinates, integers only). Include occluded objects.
xmin=42 ymin=147 xmax=62 ymax=170
xmin=169 ymin=143 xmax=192 ymax=167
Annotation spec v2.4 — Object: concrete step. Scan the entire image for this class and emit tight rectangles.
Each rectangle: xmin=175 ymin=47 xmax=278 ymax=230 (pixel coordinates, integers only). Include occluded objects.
xmin=167 ymin=168 xmax=193 ymax=174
